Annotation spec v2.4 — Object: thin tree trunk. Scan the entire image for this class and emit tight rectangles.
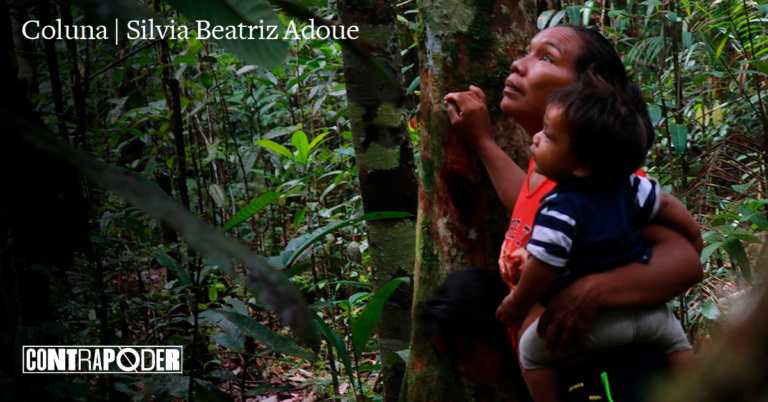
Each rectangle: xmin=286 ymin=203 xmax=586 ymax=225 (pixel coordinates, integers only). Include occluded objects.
xmin=58 ymin=0 xmax=88 ymax=149
xmin=402 ymin=1 xmax=536 ymax=401
xmin=337 ymin=2 xmax=419 ymax=401
xmin=37 ymin=0 xmax=68 ymax=143
xmin=157 ymin=38 xmax=191 ymax=210
xmin=9 ymin=3 xmax=38 ymax=99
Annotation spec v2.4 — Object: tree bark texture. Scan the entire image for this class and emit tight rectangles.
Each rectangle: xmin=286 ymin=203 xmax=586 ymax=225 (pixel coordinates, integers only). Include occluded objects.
xmin=402 ymin=1 xmax=538 ymax=401
xmin=37 ymin=0 xmax=69 ymax=143
xmin=337 ymin=1 xmax=419 ymax=401
xmin=9 ymin=4 xmax=38 ymax=99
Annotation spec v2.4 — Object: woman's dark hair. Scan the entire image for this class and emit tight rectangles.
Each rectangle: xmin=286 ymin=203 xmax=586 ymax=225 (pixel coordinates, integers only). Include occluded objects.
xmin=419 ymin=267 xmax=512 ymax=360
xmin=565 ymin=26 xmax=655 ymax=150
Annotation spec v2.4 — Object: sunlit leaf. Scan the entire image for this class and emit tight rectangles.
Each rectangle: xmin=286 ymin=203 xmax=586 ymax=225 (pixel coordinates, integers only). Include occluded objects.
xmin=291 ymin=130 xmax=309 ymax=164
xmin=256 ymin=140 xmax=294 ymax=160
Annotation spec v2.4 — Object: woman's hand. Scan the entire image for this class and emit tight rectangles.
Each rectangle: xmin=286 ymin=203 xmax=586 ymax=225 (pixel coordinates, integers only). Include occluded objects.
xmin=444 ymin=86 xmax=493 ymax=148
xmin=536 ymin=275 xmax=600 ymax=355
xmin=536 ymin=224 xmax=702 ymax=354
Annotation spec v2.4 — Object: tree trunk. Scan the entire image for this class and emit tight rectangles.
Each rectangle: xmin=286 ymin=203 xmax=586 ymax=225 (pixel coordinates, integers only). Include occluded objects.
xmin=9 ymin=4 xmax=38 ymax=99
xmin=37 ymin=0 xmax=68 ymax=143
xmin=337 ymin=2 xmax=419 ymax=401
xmin=402 ymin=1 xmax=537 ymax=401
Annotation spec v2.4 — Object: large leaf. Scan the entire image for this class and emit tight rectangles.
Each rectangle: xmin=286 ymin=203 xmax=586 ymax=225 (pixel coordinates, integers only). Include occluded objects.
xmin=256 ymin=140 xmax=294 ymax=160
xmin=722 ymin=238 xmax=752 ymax=283
xmin=212 ymin=310 xmax=316 ymax=361
xmin=3 ymin=110 xmax=318 ymax=350
xmin=284 ymin=211 xmax=414 ymax=270
xmin=291 ymin=130 xmax=309 ymax=164
xmin=351 ymin=278 xmax=405 ymax=361
xmin=314 ymin=314 xmax=355 ymax=386
xmin=194 ymin=378 xmax=235 ymax=402
xmin=669 ymin=124 xmax=688 ymax=155
xmin=165 ymin=0 xmax=288 ymax=69
xmin=154 ymin=250 xmax=193 ymax=286
xmin=222 ymin=191 xmax=278 ymax=231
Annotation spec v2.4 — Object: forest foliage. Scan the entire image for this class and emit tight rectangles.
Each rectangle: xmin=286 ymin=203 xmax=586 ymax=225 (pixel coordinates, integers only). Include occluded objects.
xmin=2 ymin=0 xmax=768 ymax=401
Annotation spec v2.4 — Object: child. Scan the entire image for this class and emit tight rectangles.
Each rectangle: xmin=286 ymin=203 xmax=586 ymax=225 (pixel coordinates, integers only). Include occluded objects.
xmin=495 ymin=74 xmax=701 ymax=402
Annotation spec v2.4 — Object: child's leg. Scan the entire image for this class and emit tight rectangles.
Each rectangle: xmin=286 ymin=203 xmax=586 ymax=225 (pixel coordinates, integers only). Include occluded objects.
xmin=665 ymin=349 xmax=695 ymax=369
xmin=522 ymin=367 xmax=561 ymax=402
xmin=633 ymin=305 xmax=694 ymax=369
xmin=519 ymin=319 xmax=562 ymax=402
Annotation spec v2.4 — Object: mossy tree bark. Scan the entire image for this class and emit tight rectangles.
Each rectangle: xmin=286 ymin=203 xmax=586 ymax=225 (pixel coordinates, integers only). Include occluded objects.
xmin=402 ymin=1 xmax=538 ymax=401
xmin=337 ymin=2 xmax=419 ymax=401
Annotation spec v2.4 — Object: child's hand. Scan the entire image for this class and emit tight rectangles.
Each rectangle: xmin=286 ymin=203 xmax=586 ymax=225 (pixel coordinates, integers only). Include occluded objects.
xmin=495 ymin=291 xmax=527 ymax=328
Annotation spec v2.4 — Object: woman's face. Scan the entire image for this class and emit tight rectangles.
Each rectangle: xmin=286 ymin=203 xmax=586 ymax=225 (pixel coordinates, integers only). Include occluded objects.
xmin=501 ymin=26 xmax=582 ymax=134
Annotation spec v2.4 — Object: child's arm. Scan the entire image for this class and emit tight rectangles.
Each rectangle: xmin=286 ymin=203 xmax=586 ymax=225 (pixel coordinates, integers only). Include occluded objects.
xmin=655 ymin=191 xmax=703 ymax=255
xmin=496 ymin=256 xmax=559 ymax=328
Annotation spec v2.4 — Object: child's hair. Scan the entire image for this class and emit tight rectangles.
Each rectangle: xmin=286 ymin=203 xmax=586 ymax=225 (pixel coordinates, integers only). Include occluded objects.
xmin=419 ymin=267 xmax=511 ymax=360
xmin=548 ymin=71 xmax=654 ymax=180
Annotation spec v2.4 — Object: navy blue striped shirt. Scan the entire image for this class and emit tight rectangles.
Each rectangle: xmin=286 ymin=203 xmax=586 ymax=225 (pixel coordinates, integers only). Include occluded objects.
xmin=526 ymin=174 xmax=660 ymax=306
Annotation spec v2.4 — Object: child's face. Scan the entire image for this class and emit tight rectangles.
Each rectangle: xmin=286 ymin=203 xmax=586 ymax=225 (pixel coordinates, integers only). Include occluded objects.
xmin=530 ymin=106 xmax=588 ymax=182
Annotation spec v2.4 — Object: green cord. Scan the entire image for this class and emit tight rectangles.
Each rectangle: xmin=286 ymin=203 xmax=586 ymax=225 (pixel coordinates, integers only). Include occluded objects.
xmin=601 ymin=372 xmax=615 ymax=402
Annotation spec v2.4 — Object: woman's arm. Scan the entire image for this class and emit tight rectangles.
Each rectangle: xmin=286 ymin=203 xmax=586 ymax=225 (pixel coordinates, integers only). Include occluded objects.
xmin=535 ymin=224 xmax=702 ymax=355
xmin=444 ymin=86 xmax=527 ymax=211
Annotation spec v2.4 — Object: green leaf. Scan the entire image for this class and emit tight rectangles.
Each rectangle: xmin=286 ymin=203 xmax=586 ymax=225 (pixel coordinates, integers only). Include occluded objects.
xmin=210 ymin=332 xmax=244 ymax=352
xmin=406 ymin=76 xmax=420 ymax=95
xmin=165 ymin=0 xmax=288 ymax=69
xmin=582 ymin=1 xmax=595 ymax=25
xmin=701 ymin=300 xmax=721 ymax=320
xmin=293 ymin=206 xmax=307 ymax=231
xmin=713 ymin=36 xmax=729 ymax=66
xmin=549 ymin=10 xmax=567 ymax=27
xmin=154 ymin=250 xmax=193 ymax=286
xmin=351 ymin=278 xmax=405 ymax=361
xmin=212 ymin=310 xmax=316 ymax=360
xmin=314 ymin=314 xmax=355 ymax=386
xmin=4 ymin=109 xmax=318 ymax=350
xmin=648 ymin=105 xmax=662 ymax=126
xmin=640 ymin=0 xmax=662 ymax=5
xmin=291 ymin=130 xmax=309 ymax=164
xmin=208 ymin=184 xmax=229 ymax=208
xmin=201 ymin=72 xmax=214 ymax=89
xmin=722 ymin=238 xmax=751 ymax=283
xmin=256 ymin=140 xmax=294 ymax=160
xmin=537 ymin=10 xmax=555 ymax=31
xmin=565 ymin=6 xmax=580 ymax=25
xmin=209 ymin=286 xmax=219 ymax=302
xmin=284 ymin=211 xmax=414 ymax=270
xmin=669 ymin=124 xmax=688 ymax=155
xmin=700 ymin=242 xmax=723 ymax=264
xmin=193 ymin=378 xmax=235 ymax=402
xmin=222 ymin=191 xmax=278 ymax=232
xmin=307 ymin=132 xmax=329 ymax=151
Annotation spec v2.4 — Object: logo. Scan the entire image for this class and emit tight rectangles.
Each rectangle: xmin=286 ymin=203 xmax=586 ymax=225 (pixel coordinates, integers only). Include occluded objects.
xmin=23 ymin=346 xmax=183 ymax=374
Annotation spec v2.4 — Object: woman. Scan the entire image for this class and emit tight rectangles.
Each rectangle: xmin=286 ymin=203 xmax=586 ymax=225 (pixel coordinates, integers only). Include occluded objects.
xmin=440 ymin=25 xmax=701 ymax=389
